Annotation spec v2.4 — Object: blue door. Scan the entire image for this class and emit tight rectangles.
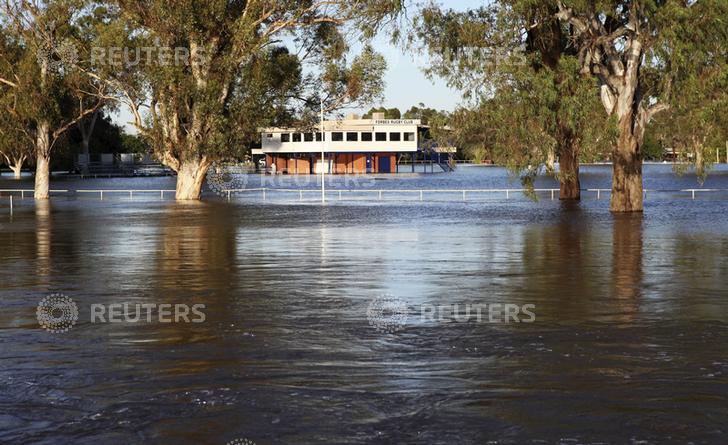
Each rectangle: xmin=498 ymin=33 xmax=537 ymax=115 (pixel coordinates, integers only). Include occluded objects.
xmin=378 ymin=155 xmax=391 ymax=173
xmin=366 ymin=155 xmax=373 ymax=174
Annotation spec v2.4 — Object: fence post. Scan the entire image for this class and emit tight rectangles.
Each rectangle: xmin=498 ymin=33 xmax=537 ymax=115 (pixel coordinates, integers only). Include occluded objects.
xmin=597 ymin=190 xmax=601 ymax=200
xmin=420 ymin=190 xmax=423 ymax=202
xmin=160 ymin=190 xmax=164 ymax=200
xmin=263 ymin=189 xmax=266 ymax=201
xmin=21 ymin=190 xmax=24 ymax=199
xmin=129 ymin=191 xmax=133 ymax=200
xmin=339 ymin=190 xmax=342 ymax=200
xmin=692 ymin=190 xmax=696 ymax=200
xmin=379 ymin=190 xmax=383 ymax=200
xmin=506 ymin=190 xmax=510 ymax=199
xmin=100 ymin=191 xmax=104 ymax=201
xmin=9 ymin=195 xmax=12 ymax=216
xmin=463 ymin=190 xmax=466 ymax=201
xmin=300 ymin=190 xmax=303 ymax=201
xmin=551 ymin=189 xmax=555 ymax=200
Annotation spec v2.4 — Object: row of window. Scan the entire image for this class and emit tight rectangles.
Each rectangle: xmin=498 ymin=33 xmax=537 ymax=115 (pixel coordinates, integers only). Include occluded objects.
xmin=275 ymin=132 xmax=416 ymax=143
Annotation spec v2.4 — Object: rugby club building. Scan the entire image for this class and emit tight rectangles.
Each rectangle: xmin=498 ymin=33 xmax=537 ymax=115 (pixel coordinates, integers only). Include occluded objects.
xmin=255 ymin=113 xmax=423 ymax=174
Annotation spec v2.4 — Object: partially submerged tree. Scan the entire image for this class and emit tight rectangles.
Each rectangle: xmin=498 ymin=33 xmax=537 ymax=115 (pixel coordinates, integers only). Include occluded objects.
xmin=415 ymin=2 xmax=613 ymax=200
xmin=0 ymin=92 xmax=34 ymax=178
xmin=1 ymin=0 xmax=105 ymax=198
xmin=553 ymin=0 xmax=728 ymax=211
xmin=85 ymin=1 xmax=395 ymax=200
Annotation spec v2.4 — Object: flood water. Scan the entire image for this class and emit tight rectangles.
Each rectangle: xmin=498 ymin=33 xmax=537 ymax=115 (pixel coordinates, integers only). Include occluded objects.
xmin=1 ymin=165 xmax=728 ymax=444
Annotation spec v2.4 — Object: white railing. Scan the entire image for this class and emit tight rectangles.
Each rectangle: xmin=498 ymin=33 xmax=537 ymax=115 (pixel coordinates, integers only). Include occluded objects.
xmin=0 ymin=189 xmax=69 ymax=198
xmin=222 ymin=188 xmax=564 ymax=201
xmin=3 ymin=188 xmax=728 ymax=204
xmin=76 ymin=189 xmax=176 ymax=200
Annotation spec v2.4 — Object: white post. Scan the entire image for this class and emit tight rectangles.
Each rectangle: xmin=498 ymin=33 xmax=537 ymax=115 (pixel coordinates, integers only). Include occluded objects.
xmin=321 ymin=99 xmax=326 ymax=204
xmin=9 ymin=195 xmax=12 ymax=216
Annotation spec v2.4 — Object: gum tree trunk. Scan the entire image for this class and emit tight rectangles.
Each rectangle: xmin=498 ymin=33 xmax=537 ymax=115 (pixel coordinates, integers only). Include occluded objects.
xmin=2 ymin=154 xmax=25 ymax=179
xmin=10 ymin=156 xmax=25 ymax=179
xmin=559 ymin=143 xmax=581 ymax=200
xmin=610 ymin=109 xmax=645 ymax=213
xmin=175 ymin=157 xmax=211 ymax=200
xmin=35 ymin=120 xmax=51 ymax=200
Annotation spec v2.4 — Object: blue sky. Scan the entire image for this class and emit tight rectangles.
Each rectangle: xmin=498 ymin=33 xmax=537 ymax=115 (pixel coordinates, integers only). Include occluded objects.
xmin=113 ymin=0 xmax=484 ymax=132
xmin=359 ymin=0 xmax=485 ymax=114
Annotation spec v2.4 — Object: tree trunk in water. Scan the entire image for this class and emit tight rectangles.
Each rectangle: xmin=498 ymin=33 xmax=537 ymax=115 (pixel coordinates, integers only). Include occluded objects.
xmin=175 ymin=158 xmax=211 ymax=200
xmin=558 ymin=142 xmax=580 ymax=200
xmin=10 ymin=157 xmax=25 ymax=179
xmin=35 ymin=121 xmax=51 ymax=200
xmin=610 ymin=113 xmax=644 ymax=213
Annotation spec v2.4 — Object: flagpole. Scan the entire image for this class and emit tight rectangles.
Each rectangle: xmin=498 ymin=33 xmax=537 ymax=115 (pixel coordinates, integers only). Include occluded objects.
xmin=321 ymin=99 xmax=326 ymax=204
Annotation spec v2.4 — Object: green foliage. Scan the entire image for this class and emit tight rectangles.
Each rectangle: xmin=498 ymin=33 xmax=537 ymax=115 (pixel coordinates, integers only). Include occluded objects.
xmin=85 ymin=0 xmax=391 ymax=169
xmin=414 ymin=1 xmax=615 ymax=187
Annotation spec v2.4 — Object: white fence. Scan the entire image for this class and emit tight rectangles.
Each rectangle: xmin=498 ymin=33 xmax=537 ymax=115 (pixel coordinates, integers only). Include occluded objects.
xmin=2 ymin=188 xmax=728 ymax=204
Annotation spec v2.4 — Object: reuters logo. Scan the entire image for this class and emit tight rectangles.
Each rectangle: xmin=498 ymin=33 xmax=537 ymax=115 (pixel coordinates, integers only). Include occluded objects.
xmin=36 ymin=40 xmax=79 ymax=72
xmin=36 ymin=294 xmax=79 ymax=333
xmin=226 ymin=439 xmax=256 ymax=445
xmin=367 ymin=294 xmax=407 ymax=333
xmin=206 ymin=163 xmax=248 ymax=197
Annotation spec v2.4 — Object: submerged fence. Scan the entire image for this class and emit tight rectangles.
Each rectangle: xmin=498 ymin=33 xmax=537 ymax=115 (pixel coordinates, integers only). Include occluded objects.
xmin=2 ymin=188 xmax=728 ymax=204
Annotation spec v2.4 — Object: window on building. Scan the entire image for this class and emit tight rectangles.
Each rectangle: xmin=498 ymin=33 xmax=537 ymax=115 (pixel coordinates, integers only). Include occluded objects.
xmin=404 ymin=132 xmax=416 ymax=142
xmin=304 ymin=133 xmax=314 ymax=142
xmin=375 ymin=132 xmax=387 ymax=142
xmin=266 ymin=133 xmax=273 ymax=139
xmin=293 ymin=133 xmax=302 ymax=142
xmin=316 ymin=132 xmax=323 ymax=141
xmin=389 ymin=132 xmax=401 ymax=142
xmin=281 ymin=133 xmax=290 ymax=143
xmin=332 ymin=132 xmax=344 ymax=141
xmin=346 ymin=132 xmax=358 ymax=142
xmin=361 ymin=132 xmax=373 ymax=142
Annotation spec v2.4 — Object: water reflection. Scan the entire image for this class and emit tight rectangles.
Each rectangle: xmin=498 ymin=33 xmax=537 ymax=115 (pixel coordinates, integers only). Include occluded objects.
xmin=612 ymin=214 xmax=643 ymax=320
xmin=1 ymin=196 xmax=728 ymax=444
xmin=35 ymin=200 xmax=52 ymax=285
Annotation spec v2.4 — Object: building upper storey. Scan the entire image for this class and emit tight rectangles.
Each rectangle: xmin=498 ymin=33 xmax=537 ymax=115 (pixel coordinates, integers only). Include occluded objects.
xmin=260 ymin=114 xmax=422 ymax=154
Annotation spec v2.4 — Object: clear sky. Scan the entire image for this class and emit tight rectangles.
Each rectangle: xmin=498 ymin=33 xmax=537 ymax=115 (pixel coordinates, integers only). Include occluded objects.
xmin=113 ymin=0 xmax=484 ymax=132
xmin=357 ymin=0 xmax=485 ymax=114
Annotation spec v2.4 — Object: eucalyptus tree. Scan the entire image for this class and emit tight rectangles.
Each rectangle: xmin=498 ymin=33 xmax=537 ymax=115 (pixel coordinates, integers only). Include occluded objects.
xmin=85 ymin=1 xmax=396 ymax=200
xmin=0 ymin=27 xmax=33 ymax=178
xmin=553 ymin=0 xmax=728 ymax=212
xmin=0 ymin=0 xmax=106 ymax=198
xmin=415 ymin=2 xmax=613 ymax=200
xmin=0 ymin=90 xmax=35 ymax=178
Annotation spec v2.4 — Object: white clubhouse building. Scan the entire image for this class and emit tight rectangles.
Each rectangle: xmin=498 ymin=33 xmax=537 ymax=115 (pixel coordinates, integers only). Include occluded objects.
xmin=255 ymin=113 xmax=423 ymax=174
